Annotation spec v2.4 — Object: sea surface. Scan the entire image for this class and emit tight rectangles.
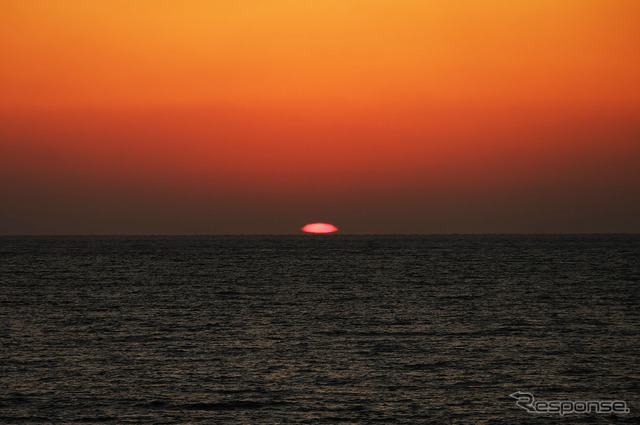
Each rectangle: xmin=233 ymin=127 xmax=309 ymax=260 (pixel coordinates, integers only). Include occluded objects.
xmin=1 ymin=235 xmax=639 ymax=424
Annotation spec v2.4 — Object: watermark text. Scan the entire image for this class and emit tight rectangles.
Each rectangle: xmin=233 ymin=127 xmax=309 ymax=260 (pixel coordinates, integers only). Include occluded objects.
xmin=510 ymin=391 xmax=630 ymax=415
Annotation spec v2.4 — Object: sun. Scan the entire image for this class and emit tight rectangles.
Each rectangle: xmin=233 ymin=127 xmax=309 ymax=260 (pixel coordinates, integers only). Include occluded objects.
xmin=302 ymin=223 xmax=338 ymax=233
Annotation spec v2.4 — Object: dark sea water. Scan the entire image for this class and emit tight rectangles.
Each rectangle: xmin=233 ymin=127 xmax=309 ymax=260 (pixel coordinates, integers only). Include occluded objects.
xmin=1 ymin=235 xmax=639 ymax=424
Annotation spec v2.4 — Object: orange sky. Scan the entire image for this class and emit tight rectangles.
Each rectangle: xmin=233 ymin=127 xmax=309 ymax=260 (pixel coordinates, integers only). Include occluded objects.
xmin=1 ymin=0 xmax=639 ymax=234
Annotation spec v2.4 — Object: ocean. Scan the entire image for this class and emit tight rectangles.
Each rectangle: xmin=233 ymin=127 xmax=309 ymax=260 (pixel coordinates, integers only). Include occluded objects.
xmin=1 ymin=235 xmax=638 ymax=424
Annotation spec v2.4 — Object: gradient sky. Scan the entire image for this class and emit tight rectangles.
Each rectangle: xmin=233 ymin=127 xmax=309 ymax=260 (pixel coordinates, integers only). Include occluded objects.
xmin=1 ymin=0 xmax=639 ymax=234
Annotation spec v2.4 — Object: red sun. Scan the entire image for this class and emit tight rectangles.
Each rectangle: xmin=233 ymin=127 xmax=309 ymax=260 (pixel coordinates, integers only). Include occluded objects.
xmin=302 ymin=223 xmax=338 ymax=233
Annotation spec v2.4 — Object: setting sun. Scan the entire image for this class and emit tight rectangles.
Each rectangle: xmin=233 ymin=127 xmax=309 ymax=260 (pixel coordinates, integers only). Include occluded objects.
xmin=302 ymin=223 xmax=338 ymax=234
